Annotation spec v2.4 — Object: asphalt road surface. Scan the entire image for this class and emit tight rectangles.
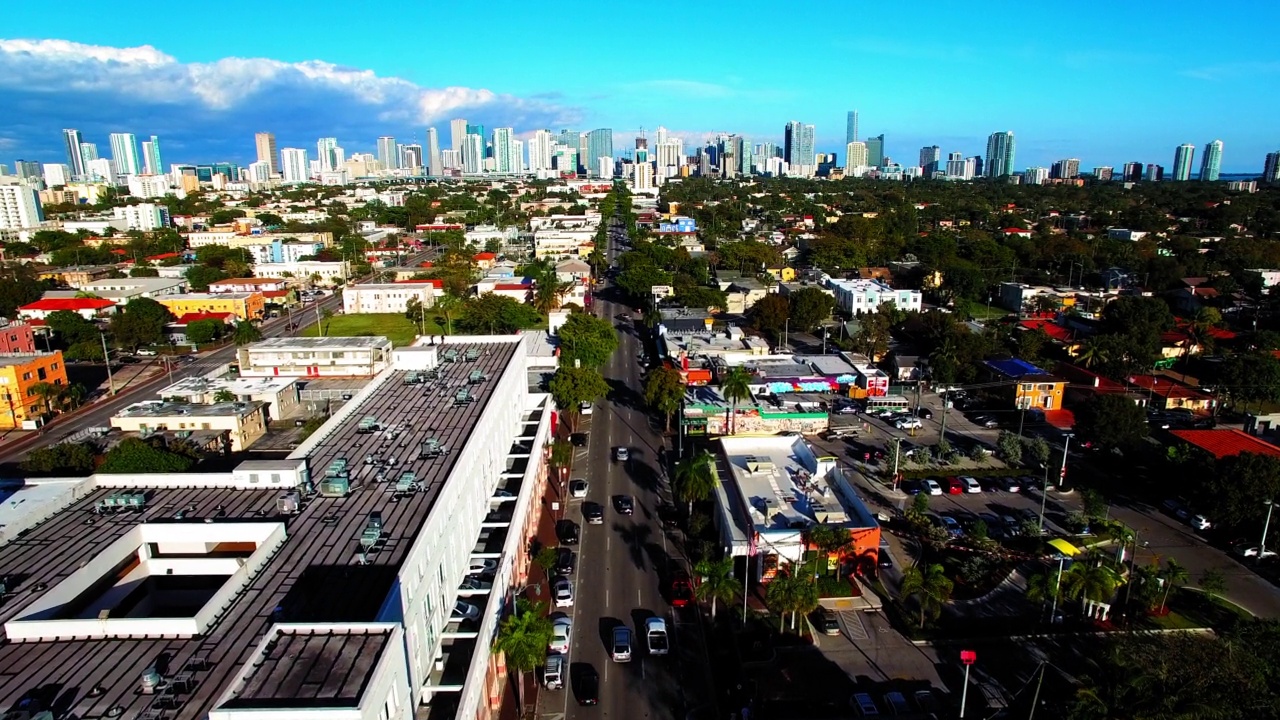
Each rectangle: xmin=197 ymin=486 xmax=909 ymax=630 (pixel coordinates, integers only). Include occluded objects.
xmin=543 ymin=222 xmax=712 ymax=720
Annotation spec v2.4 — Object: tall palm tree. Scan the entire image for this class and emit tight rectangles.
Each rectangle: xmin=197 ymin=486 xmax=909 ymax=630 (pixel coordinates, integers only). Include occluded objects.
xmin=674 ymin=451 xmax=719 ymax=514
xmin=720 ymin=366 xmax=753 ymax=435
xmin=1076 ymin=338 xmax=1109 ymax=369
xmin=531 ymin=262 xmax=572 ymax=318
xmin=435 ymin=293 xmax=461 ymax=335
xmin=789 ymin=575 xmax=820 ymax=630
xmin=804 ymin=524 xmax=849 ymax=577
xmin=693 ymin=557 xmax=740 ymax=621
xmin=1024 ymin=568 xmax=1061 ymax=620
xmin=765 ymin=573 xmax=799 ymax=632
xmin=493 ymin=599 xmax=554 ymax=715
xmin=1059 ymin=561 xmax=1119 ymax=612
xmin=28 ymin=382 xmax=59 ymax=416
xmin=1159 ymin=559 xmax=1189 ymax=612
xmin=899 ymin=563 xmax=954 ymax=628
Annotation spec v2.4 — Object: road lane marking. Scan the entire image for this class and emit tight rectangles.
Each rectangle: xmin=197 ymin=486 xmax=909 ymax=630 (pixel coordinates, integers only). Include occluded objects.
xmin=605 ymin=589 xmax=609 ymax=607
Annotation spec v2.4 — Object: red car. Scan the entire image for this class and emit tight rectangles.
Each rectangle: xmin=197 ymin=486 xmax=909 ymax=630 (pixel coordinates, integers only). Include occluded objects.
xmin=670 ymin=573 xmax=694 ymax=608
xmin=944 ymin=477 xmax=964 ymax=495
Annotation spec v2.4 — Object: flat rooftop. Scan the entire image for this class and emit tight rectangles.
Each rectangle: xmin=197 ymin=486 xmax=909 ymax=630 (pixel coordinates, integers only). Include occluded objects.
xmin=0 ymin=352 xmax=58 ymax=368
xmin=159 ymin=375 xmax=298 ymax=396
xmin=115 ymin=400 xmax=265 ymax=418
xmin=0 ymin=341 xmax=519 ymax=719
xmin=218 ymin=627 xmax=393 ymax=709
xmin=247 ymin=336 xmax=392 ymax=351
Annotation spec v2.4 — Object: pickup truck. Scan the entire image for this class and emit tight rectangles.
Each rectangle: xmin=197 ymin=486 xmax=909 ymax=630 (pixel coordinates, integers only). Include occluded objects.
xmin=645 ymin=617 xmax=669 ymax=656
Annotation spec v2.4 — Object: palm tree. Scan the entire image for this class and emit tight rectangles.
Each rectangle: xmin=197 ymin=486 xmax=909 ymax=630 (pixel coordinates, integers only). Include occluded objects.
xmin=1024 ymin=568 xmax=1061 ymax=620
xmin=234 ymin=320 xmax=263 ymax=346
xmin=1076 ymin=338 xmax=1109 ymax=369
xmin=60 ymin=383 xmax=86 ymax=411
xmin=212 ymin=389 xmax=237 ymax=403
xmin=1059 ymin=561 xmax=1119 ymax=612
xmin=693 ymin=557 xmax=740 ymax=621
xmin=492 ymin=599 xmax=554 ymax=715
xmin=28 ymin=382 xmax=59 ymax=416
xmin=674 ymin=451 xmax=719 ymax=514
xmin=765 ymin=573 xmax=799 ymax=632
xmin=789 ymin=575 xmax=820 ymax=630
xmin=804 ymin=524 xmax=849 ymax=577
xmin=720 ymin=366 xmax=753 ymax=435
xmin=1158 ymin=558 xmax=1189 ymax=612
xmin=434 ymin=293 xmax=461 ymax=335
xmin=899 ymin=563 xmax=954 ymax=628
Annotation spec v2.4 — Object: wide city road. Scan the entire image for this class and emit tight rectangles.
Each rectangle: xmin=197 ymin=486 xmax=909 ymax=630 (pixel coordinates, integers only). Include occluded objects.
xmin=543 ymin=220 xmax=711 ymax=720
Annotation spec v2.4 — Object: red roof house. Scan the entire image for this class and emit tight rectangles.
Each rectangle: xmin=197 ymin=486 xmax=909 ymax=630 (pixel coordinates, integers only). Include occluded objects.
xmin=1169 ymin=429 xmax=1280 ymax=460
xmin=18 ymin=297 xmax=117 ymax=320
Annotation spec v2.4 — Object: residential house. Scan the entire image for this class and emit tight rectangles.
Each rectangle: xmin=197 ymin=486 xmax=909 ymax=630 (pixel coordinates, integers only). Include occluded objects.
xmin=1125 ymin=374 xmax=1215 ymax=413
xmin=157 ymin=292 xmax=265 ymax=322
xmin=0 ymin=351 xmax=70 ymax=428
xmin=983 ymin=357 xmax=1067 ymax=411
xmin=18 ymin=297 xmax=117 ymax=321
xmin=1168 ymin=428 xmax=1280 ymax=460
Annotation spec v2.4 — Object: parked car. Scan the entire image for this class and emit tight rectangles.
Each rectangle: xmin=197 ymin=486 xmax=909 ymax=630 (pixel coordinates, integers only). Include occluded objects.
xmin=553 ymin=577 xmax=575 ymax=607
xmin=876 ymin=547 xmax=893 ymax=568
xmin=895 ymin=417 xmax=923 ymax=430
xmin=611 ymin=626 xmax=632 ymax=662
xmin=614 ymin=495 xmax=634 ymax=515
xmin=997 ymin=476 xmax=1022 ymax=493
xmin=961 ymin=476 xmax=982 ymax=494
xmin=556 ymin=520 xmax=580 ymax=544
xmin=569 ymin=433 xmax=589 ymax=447
xmin=938 ymin=515 xmax=964 ymax=538
xmin=555 ymin=548 xmax=576 ymax=575
xmin=883 ymin=692 xmax=911 ymax=715
xmin=850 ymin=692 xmax=880 ymax=716
xmin=670 ymin=573 xmax=694 ymax=607
xmin=944 ymin=477 xmax=964 ymax=495
xmin=452 ymin=600 xmax=479 ymax=621
xmin=549 ymin=615 xmax=572 ymax=654
xmin=569 ymin=479 xmax=588 ymax=498
xmin=136 ymin=348 xmax=158 ymax=357
xmin=815 ymin=608 xmax=841 ymax=636
xmin=1189 ymin=514 xmax=1211 ymax=531
xmin=469 ymin=558 xmax=497 ymax=576
xmin=583 ymin=502 xmax=604 ymax=525
xmin=917 ymin=408 xmax=934 ymax=419
xmin=923 ymin=479 xmax=943 ymax=496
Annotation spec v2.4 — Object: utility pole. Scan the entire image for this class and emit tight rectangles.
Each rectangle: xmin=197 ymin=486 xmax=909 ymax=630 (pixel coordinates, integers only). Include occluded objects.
xmin=100 ymin=331 xmax=115 ymax=396
xmin=891 ymin=436 xmax=903 ymax=490
xmin=1262 ymin=499 xmax=1276 ymax=555
xmin=1057 ymin=433 xmax=1073 ymax=491
xmin=938 ymin=389 xmax=950 ymax=441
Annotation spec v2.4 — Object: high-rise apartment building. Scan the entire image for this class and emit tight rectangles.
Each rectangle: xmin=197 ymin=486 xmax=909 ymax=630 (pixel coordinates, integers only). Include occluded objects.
xmin=919 ymin=145 xmax=941 ymax=175
xmin=1050 ymin=158 xmax=1080 ymax=179
xmin=79 ymin=142 xmax=99 ymax=173
xmin=586 ymin=129 xmax=613 ymax=178
xmin=62 ymin=129 xmax=86 ymax=179
xmin=1094 ymin=166 xmax=1114 ymax=181
xmin=280 ymin=148 xmax=309 ymax=184
xmin=254 ymin=132 xmax=279 ymax=175
xmin=449 ymin=119 xmax=467 ymax=153
xmin=784 ymin=121 xmax=816 ymax=170
xmin=846 ymin=142 xmax=869 ymax=170
xmin=737 ymin=136 xmax=753 ymax=178
xmin=1146 ymin=164 xmax=1164 ymax=182
xmin=656 ymin=137 xmax=683 ymax=176
xmin=553 ymin=145 xmax=578 ymax=175
xmin=42 ymin=164 xmax=70 ymax=187
xmin=865 ymin=135 xmax=885 ymax=167
xmin=984 ymin=131 xmax=1016 ymax=178
xmin=1024 ymin=167 xmax=1050 ymax=185
xmin=492 ymin=128 xmax=519 ymax=173
xmin=1265 ymin=152 xmax=1280 ymax=184
xmin=1173 ymin=144 xmax=1196 ymax=181
xmin=248 ymin=161 xmax=272 ymax=183
xmin=463 ymin=134 xmax=484 ymax=174
xmin=317 ymin=138 xmax=342 ymax=172
xmin=426 ymin=128 xmax=442 ymax=176
xmin=1200 ymin=139 xmax=1223 ymax=181
xmin=846 ymin=111 xmax=859 ymax=145
xmin=528 ymin=130 xmax=554 ymax=173
xmin=633 ymin=160 xmax=654 ymax=190
xmin=14 ymin=161 xmax=41 ymax=180
xmin=0 ymin=185 xmax=45 ymax=230
xmin=141 ymin=136 xmax=163 ymax=175
xmin=376 ymin=136 xmax=398 ymax=171
xmin=108 ymin=133 xmax=141 ymax=176
xmin=400 ymin=144 xmax=423 ymax=171
xmin=1122 ymin=162 xmax=1143 ymax=182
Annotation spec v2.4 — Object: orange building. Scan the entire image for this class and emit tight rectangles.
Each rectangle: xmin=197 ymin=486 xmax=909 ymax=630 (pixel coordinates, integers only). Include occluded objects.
xmin=0 ymin=351 xmax=71 ymax=428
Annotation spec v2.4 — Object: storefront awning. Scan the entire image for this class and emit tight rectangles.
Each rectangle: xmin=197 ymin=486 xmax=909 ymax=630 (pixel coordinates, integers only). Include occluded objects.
xmin=1047 ymin=538 xmax=1082 ymax=557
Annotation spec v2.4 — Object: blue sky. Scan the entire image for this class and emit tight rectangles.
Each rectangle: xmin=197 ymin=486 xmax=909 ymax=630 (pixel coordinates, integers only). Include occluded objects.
xmin=3 ymin=0 xmax=1278 ymax=172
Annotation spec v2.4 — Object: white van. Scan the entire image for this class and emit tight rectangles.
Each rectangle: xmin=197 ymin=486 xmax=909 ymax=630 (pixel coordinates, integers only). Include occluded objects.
xmin=580 ymin=401 xmax=593 ymax=416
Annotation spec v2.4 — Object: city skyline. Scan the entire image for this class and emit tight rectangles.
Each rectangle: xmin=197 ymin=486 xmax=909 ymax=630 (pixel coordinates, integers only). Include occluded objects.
xmin=2 ymin=2 xmax=1279 ymax=171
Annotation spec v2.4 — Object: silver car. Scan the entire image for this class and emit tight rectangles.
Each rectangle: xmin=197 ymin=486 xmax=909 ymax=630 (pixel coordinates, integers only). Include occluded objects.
xmin=611 ymin=626 xmax=632 ymax=662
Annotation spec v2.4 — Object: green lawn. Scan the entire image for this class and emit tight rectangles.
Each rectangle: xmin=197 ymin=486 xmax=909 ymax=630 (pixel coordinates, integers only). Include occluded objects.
xmin=302 ymin=313 xmax=419 ymax=346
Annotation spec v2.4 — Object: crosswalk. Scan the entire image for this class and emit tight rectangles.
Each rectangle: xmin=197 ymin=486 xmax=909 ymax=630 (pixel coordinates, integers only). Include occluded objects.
xmin=838 ymin=609 xmax=869 ymax=642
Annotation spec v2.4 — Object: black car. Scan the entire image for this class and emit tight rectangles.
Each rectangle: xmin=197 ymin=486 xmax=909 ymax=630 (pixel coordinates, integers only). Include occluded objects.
xmin=575 ymin=666 xmax=599 ymax=706
xmin=569 ymin=433 xmax=589 ymax=447
xmin=556 ymin=520 xmax=580 ymax=544
xmin=555 ymin=548 xmax=576 ymax=575
xmin=614 ymin=495 xmax=634 ymax=515
xmin=917 ymin=408 xmax=934 ymax=420
xmin=583 ymin=502 xmax=605 ymax=524
xmin=877 ymin=547 xmax=894 ymax=568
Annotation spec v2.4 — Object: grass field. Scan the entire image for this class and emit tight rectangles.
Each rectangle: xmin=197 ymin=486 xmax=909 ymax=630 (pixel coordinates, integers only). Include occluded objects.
xmin=302 ymin=313 xmax=419 ymax=346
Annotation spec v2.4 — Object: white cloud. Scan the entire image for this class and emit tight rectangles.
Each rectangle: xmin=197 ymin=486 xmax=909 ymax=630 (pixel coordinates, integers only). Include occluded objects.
xmin=0 ymin=37 xmax=579 ymax=125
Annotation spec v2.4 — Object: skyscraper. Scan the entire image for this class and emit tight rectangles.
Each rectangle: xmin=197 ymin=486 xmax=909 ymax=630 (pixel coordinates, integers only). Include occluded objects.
xmin=79 ymin=143 xmax=99 ymax=178
xmin=62 ymin=129 xmax=85 ymax=180
xmin=846 ymin=142 xmax=868 ymax=170
xmin=1122 ymin=161 xmax=1144 ymax=182
xmin=784 ymin=121 xmax=816 ymax=169
xmin=1200 ymin=139 xmax=1223 ymax=181
xmin=846 ymin=111 xmax=859 ymax=145
xmin=376 ymin=136 xmax=398 ymax=171
xmin=400 ymin=144 xmax=423 ymax=171
xmin=529 ymin=130 xmax=554 ymax=173
xmin=586 ymin=129 xmax=613 ymax=178
xmin=449 ymin=119 xmax=467 ymax=154
xmin=317 ymin=137 xmax=341 ymax=172
xmin=737 ymin=136 xmax=753 ymax=177
xmin=142 ymin=136 xmax=162 ymax=175
xmin=1050 ymin=158 xmax=1080 ymax=179
xmin=280 ymin=148 xmax=309 ymax=184
xmin=255 ymin=132 xmax=279 ymax=175
xmin=1094 ymin=166 xmax=1114 ymax=181
xmin=866 ymin=135 xmax=885 ymax=167
xmin=919 ymin=145 xmax=941 ymax=175
xmin=109 ymin=133 xmax=141 ymax=176
xmin=1173 ymin=144 xmax=1196 ymax=181
xmin=1265 ymin=152 xmax=1280 ymax=184
xmin=1146 ymin=164 xmax=1164 ymax=182
xmin=463 ymin=134 xmax=484 ymax=173
xmin=14 ymin=161 xmax=41 ymax=180
xmin=426 ymin=128 xmax=442 ymax=176
xmin=984 ymin=131 xmax=1016 ymax=178
xmin=492 ymin=128 xmax=518 ymax=173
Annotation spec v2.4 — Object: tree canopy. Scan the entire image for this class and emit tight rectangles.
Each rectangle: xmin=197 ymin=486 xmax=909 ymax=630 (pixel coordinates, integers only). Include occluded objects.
xmin=556 ymin=312 xmax=618 ymax=369
xmin=110 ymin=298 xmax=173 ymax=350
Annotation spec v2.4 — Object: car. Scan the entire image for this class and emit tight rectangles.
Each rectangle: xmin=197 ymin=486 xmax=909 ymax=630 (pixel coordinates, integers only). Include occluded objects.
xmin=136 ymin=348 xmax=158 ymax=357
xmin=918 ymin=408 xmax=934 ymax=419
xmin=569 ymin=478 xmax=588 ymax=498
xmin=902 ymin=479 xmax=923 ymax=495
xmin=469 ymin=558 xmax=497 ymax=576
xmin=569 ymin=433 xmax=589 ymax=447
xmin=938 ymin=515 xmax=963 ymax=538
xmin=614 ymin=495 xmax=634 ymax=515
xmin=876 ymin=547 xmax=893 ymax=568
xmin=583 ymin=502 xmax=604 ymax=525
xmin=580 ymin=401 xmax=593 ymax=416
xmin=556 ymin=520 xmax=580 ymax=544
xmin=944 ymin=477 xmax=964 ymax=495
xmin=816 ymin=608 xmax=841 ymax=636
xmin=1189 ymin=514 xmax=1211 ymax=530
xmin=837 ymin=404 xmax=860 ymax=415
xmin=614 ymin=447 xmax=629 ymax=462
xmin=549 ymin=615 xmax=573 ymax=654
xmin=913 ymin=689 xmax=939 ymax=713
xmin=997 ymin=476 xmax=1022 ymax=493
xmin=894 ymin=418 xmax=923 ymax=430
xmin=1234 ymin=544 xmax=1278 ymax=560
xmin=555 ymin=547 xmax=576 ymax=575
xmin=883 ymin=692 xmax=911 ymax=715
xmin=670 ymin=573 xmax=694 ymax=607
xmin=460 ymin=575 xmax=490 ymax=591
xmin=961 ymin=476 xmax=982 ymax=494
xmin=452 ymin=600 xmax=479 ymax=622
xmin=923 ymin=479 xmax=943 ymax=496
xmin=553 ymin=577 xmax=575 ymax=607
xmin=611 ymin=626 xmax=632 ymax=662
xmin=850 ymin=692 xmax=880 ymax=716
xmin=575 ymin=666 xmax=599 ymax=706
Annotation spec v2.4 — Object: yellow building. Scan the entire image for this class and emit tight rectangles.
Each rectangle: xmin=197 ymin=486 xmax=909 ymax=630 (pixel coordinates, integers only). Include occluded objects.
xmin=0 ymin=351 xmax=70 ymax=429
xmin=765 ymin=267 xmax=797 ymax=282
xmin=158 ymin=292 xmax=265 ymax=322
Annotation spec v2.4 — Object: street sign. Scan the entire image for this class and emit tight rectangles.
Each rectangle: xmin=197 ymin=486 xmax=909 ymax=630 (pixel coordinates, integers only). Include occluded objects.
xmin=960 ymin=649 xmax=977 ymax=665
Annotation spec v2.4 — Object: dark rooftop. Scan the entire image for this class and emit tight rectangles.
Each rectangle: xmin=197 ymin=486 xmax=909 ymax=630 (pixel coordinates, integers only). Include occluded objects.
xmin=219 ymin=628 xmax=393 ymax=709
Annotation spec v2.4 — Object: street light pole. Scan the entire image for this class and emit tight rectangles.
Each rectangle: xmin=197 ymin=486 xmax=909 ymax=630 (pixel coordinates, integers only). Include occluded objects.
xmin=100 ymin=331 xmax=115 ymax=397
xmin=1048 ymin=554 xmax=1066 ymax=624
xmin=1057 ymin=433 xmax=1073 ymax=491
xmin=1262 ymin=500 xmax=1276 ymax=555
xmin=891 ymin=436 xmax=903 ymax=490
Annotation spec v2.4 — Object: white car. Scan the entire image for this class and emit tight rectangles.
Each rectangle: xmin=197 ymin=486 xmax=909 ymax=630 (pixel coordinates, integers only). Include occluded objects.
xmin=569 ymin=479 xmax=588 ymax=498
xmin=895 ymin=418 xmax=923 ymax=430
xmin=611 ymin=626 xmax=632 ymax=662
xmin=136 ymin=348 xmax=158 ymax=357
xmin=553 ymin=577 xmax=574 ymax=607
xmin=961 ymin=476 xmax=982 ymax=494
xmin=451 ymin=600 xmax=479 ymax=622
xmin=1189 ymin=514 xmax=1211 ymax=530
xmin=924 ymin=479 xmax=943 ymax=496
xmin=468 ymin=558 xmax=497 ymax=576
xmin=549 ymin=615 xmax=572 ymax=654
